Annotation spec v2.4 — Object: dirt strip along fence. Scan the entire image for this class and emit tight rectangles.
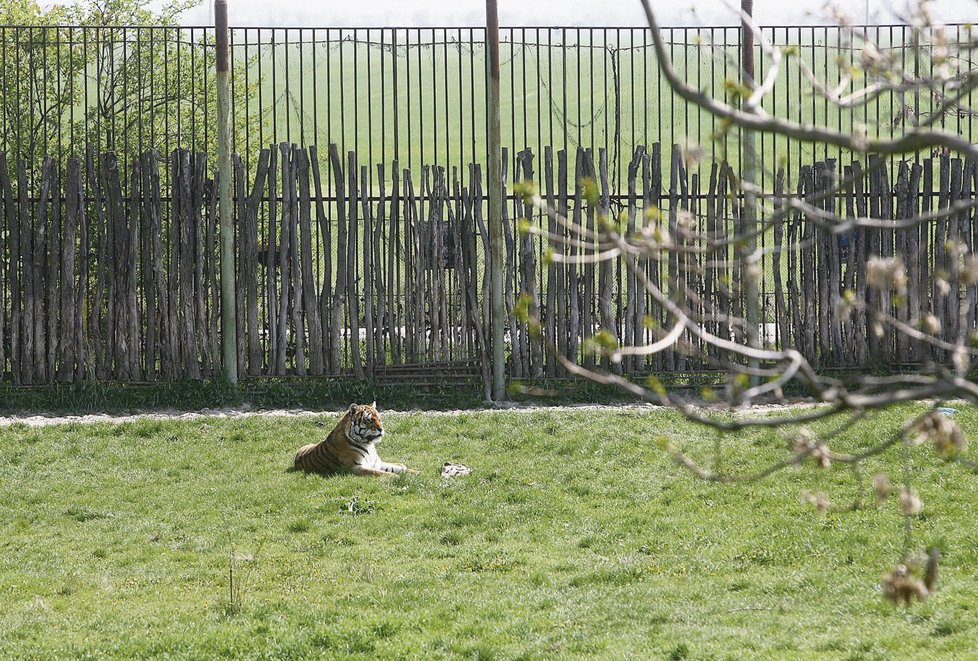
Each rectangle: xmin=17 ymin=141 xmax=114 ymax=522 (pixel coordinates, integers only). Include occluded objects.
xmin=0 ymin=144 xmax=976 ymax=389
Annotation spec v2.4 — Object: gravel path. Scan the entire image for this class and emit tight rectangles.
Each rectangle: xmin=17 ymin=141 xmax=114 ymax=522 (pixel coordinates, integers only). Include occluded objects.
xmin=0 ymin=400 xmax=823 ymax=428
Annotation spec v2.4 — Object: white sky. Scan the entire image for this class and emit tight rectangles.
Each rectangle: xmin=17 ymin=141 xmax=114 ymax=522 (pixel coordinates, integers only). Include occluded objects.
xmin=180 ymin=0 xmax=977 ymax=27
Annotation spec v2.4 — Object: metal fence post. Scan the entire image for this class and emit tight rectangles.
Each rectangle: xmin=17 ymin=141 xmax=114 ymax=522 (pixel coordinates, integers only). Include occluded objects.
xmin=216 ymin=0 xmax=238 ymax=386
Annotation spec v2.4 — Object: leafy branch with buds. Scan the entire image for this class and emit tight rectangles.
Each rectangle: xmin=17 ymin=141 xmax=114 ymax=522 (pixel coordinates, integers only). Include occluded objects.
xmin=511 ymin=0 xmax=978 ymax=604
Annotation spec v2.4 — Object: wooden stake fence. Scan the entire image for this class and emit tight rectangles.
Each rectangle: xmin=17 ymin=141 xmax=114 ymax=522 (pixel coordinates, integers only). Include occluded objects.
xmin=0 ymin=145 xmax=977 ymax=387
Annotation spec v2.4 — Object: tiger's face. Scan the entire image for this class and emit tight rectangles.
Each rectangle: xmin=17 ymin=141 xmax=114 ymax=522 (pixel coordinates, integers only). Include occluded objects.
xmin=346 ymin=402 xmax=384 ymax=445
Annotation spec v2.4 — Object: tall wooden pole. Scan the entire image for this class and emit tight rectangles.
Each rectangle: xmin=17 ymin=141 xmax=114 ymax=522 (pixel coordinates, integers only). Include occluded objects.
xmin=741 ymin=0 xmax=760 ymax=381
xmin=216 ymin=0 xmax=237 ymax=386
xmin=487 ymin=0 xmax=505 ymax=401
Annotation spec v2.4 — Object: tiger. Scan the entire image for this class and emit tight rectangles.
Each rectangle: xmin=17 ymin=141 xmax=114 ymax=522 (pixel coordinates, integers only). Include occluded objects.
xmin=293 ymin=402 xmax=414 ymax=477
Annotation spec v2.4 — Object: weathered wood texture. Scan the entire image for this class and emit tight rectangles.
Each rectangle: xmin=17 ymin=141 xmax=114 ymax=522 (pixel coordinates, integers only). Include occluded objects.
xmin=0 ymin=145 xmax=975 ymax=385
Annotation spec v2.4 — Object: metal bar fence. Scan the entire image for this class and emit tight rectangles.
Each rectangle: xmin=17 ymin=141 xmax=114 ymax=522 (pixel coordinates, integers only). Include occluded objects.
xmin=1 ymin=23 xmax=977 ymax=385
xmin=4 ymin=24 xmax=975 ymax=182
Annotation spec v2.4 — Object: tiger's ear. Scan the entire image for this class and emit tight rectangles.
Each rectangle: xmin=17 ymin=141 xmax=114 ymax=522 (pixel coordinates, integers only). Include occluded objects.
xmin=370 ymin=400 xmax=376 ymax=409
xmin=348 ymin=403 xmax=357 ymax=414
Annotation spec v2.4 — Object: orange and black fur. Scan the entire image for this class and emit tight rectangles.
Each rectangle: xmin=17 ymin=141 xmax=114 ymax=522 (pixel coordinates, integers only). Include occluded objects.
xmin=294 ymin=402 xmax=412 ymax=477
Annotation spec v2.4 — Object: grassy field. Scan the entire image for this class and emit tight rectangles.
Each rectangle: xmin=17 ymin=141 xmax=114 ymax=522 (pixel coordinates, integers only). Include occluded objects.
xmin=2 ymin=405 xmax=978 ymax=658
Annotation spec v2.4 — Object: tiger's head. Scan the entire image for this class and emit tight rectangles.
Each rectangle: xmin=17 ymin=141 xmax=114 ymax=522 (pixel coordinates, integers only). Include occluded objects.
xmin=345 ymin=401 xmax=385 ymax=445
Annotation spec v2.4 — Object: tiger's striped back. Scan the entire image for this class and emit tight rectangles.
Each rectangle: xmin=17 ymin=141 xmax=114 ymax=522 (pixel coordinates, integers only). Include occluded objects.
xmin=294 ymin=402 xmax=406 ymax=477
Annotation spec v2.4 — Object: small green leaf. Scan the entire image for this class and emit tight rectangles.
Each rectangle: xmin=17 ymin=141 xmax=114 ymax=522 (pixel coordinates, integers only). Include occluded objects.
xmin=589 ymin=330 xmax=619 ymax=351
xmin=513 ymin=180 xmax=537 ymax=201
xmin=645 ymin=376 xmax=666 ymax=396
xmin=581 ymin=178 xmax=600 ymax=206
xmin=723 ymin=78 xmax=751 ymax=99
xmin=514 ymin=294 xmax=534 ymax=321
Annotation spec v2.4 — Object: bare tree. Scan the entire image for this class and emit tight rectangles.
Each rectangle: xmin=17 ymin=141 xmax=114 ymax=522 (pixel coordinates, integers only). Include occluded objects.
xmin=517 ymin=0 xmax=978 ymax=603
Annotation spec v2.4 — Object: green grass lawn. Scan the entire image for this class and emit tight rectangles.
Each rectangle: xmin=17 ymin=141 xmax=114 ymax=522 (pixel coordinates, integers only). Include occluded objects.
xmin=2 ymin=405 xmax=978 ymax=658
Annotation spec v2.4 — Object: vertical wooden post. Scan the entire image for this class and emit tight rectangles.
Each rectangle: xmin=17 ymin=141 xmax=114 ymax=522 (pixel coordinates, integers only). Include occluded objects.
xmin=216 ymin=0 xmax=237 ymax=386
xmin=487 ymin=0 xmax=505 ymax=401
xmin=741 ymin=0 xmax=760 ymax=379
